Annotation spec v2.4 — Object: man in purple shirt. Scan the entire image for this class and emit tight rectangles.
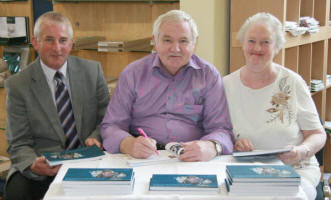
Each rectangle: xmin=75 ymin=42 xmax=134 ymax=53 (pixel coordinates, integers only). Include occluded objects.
xmin=101 ymin=10 xmax=234 ymax=161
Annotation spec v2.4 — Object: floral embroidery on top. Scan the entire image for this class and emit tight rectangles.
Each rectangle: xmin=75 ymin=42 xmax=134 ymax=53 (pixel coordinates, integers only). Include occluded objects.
xmin=266 ymin=76 xmax=292 ymax=124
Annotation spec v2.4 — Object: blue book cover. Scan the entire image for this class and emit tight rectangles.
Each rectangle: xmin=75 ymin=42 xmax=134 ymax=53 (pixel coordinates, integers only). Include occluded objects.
xmin=149 ymin=174 xmax=218 ymax=191
xmin=63 ymin=168 xmax=134 ymax=184
xmin=226 ymin=165 xmax=300 ymax=182
xmin=43 ymin=145 xmax=105 ymax=166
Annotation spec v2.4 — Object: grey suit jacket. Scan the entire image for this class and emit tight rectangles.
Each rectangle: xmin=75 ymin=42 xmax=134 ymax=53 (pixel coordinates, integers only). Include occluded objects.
xmin=4 ymin=56 xmax=110 ymax=180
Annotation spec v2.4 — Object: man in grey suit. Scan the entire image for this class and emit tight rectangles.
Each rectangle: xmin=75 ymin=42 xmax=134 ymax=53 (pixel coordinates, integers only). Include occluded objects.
xmin=4 ymin=11 xmax=110 ymax=200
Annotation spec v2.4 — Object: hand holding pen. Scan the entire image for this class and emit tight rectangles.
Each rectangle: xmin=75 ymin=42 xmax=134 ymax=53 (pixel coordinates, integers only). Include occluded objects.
xmin=137 ymin=128 xmax=159 ymax=155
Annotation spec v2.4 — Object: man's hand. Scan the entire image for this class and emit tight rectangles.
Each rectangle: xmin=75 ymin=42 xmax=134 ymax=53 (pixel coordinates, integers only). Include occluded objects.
xmin=85 ymin=138 xmax=103 ymax=149
xmin=30 ymin=156 xmax=61 ymax=176
xmin=234 ymin=138 xmax=254 ymax=152
xmin=179 ymin=140 xmax=216 ymax=162
xmin=120 ymin=136 xmax=157 ymax=159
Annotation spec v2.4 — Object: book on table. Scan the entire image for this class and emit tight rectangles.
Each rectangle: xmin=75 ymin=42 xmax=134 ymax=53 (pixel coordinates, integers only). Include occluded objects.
xmin=43 ymin=145 xmax=105 ymax=166
xmin=62 ymin=168 xmax=135 ymax=195
xmin=225 ymin=165 xmax=300 ymax=196
xmin=149 ymin=174 xmax=219 ymax=194
xmin=126 ymin=142 xmax=184 ymax=167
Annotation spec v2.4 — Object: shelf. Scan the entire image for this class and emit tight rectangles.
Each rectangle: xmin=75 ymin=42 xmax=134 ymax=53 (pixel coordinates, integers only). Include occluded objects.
xmin=284 ymin=26 xmax=331 ymax=48
xmin=231 ymin=26 xmax=331 ymax=49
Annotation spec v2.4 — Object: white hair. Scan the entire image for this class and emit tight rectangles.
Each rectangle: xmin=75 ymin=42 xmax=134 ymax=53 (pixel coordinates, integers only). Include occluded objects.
xmin=34 ymin=11 xmax=73 ymax=40
xmin=153 ymin=10 xmax=198 ymax=43
xmin=237 ymin=12 xmax=285 ymax=54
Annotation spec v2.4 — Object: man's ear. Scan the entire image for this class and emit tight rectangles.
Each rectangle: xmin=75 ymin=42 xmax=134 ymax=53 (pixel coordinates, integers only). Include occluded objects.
xmin=193 ymin=36 xmax=199 ymax=51
xmin=31 ymin=36 xmax=39 ymax=51
xmin=152 ymin=35 xmax=157 ymax=48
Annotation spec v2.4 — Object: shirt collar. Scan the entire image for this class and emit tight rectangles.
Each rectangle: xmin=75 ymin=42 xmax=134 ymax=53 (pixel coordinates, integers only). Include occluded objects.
xmin=40 ymin=59 xmax=68 ymax=82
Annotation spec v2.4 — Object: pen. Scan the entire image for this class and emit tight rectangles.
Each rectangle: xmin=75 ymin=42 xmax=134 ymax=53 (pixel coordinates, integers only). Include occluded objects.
xmin=137 ymin=128 xmax=159 ymax=155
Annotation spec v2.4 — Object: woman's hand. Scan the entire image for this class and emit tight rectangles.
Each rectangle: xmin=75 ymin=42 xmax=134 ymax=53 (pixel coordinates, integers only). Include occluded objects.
xmin=234 ymin=138 xmax=254 ymax=151
xmin=278 ymin=145 xmax=310 ymax=165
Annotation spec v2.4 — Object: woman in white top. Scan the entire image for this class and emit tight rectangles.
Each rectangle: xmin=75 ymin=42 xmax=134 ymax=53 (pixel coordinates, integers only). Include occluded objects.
xmin=223 ymin=12 xmax=326 ymax=200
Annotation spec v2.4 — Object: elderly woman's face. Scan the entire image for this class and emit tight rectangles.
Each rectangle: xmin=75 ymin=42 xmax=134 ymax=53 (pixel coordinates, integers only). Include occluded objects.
xmin=242 ymin=23 xmax=276 ymax=70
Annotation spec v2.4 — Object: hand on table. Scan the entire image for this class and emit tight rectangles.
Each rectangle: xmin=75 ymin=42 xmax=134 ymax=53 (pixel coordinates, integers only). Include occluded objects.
xmin=120 ymin=136 xmax=158 ymax=159
xmin=178 ymin=140 xmax=216 ymax=162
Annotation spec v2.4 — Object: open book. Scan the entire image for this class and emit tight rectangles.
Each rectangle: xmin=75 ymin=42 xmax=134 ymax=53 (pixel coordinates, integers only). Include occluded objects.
xmin=126 ymin=142 xmax=184 ymax=167
xmin=233 ymin=147 xmax=291 ymax=161
xmin=43 ymin=145 xmax=105 ymax=166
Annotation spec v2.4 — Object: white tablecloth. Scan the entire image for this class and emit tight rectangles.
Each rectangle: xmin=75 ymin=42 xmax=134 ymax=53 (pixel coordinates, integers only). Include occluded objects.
xmin=44 ymin=151 xmax=307 ymax=200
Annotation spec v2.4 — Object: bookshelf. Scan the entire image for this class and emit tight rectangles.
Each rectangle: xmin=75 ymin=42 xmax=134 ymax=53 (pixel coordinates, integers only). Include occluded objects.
xmin=230 ymin=0 xmax=331 ymax=172
xmin=0 ymin=0 xmax=34 ymax=153
xmin=53 ymin=1 xmax=179 ymax=78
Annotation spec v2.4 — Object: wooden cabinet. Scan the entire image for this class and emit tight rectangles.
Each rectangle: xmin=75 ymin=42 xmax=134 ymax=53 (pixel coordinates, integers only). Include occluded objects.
xmin=0 ymin=0 xmax=35 ymax=61
xmin=53 ymin=1 xmax=179 ymax=78
xmin=230 ymin=0 xmax=331 ymax=171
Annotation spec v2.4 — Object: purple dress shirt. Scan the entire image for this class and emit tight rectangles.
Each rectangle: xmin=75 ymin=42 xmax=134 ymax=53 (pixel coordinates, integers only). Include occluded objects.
xmin=101 ymin=53 xmax=234 ymax=154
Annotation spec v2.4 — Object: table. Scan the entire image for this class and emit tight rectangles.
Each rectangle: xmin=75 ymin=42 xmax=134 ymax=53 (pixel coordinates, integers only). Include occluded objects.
xmin=44 ymin=151 xmax=308 ymax=200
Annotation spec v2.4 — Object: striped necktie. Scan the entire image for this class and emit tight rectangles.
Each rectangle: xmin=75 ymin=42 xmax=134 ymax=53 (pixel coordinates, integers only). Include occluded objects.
xmin=54 ymin=71 xmax=80 ymax=149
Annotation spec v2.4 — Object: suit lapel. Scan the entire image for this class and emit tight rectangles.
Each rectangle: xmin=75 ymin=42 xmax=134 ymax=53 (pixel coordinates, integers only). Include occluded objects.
xmin=29 ymin=59 xmax=66 ymax=144
xmin=67 ymin=57 xmax=84 ymax=136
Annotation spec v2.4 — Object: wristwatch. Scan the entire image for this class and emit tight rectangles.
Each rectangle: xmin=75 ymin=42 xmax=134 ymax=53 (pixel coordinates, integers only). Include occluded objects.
xmin=210 ymin=140 xmax=222 ymax=156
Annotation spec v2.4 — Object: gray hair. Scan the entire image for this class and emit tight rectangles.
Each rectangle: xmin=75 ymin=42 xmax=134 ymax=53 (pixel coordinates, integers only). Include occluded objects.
xmin=237 ymin=12 xmax=285 ymax=54
xmin=153 ymin=10 xmax=198 ymax=43
xmin=34 ymin=11 xmax=73 ymax=40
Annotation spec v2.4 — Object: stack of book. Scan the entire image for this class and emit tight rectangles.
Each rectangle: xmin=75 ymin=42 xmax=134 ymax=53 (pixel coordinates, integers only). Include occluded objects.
xmin=43 ymin=145 xmax=105 ymax=166
xmin=225 ymin=165 xmax=300 ymax=196
xmin=311 ymin=79 xmax=324 ymax=92
xmin=149 ymin=174 xmax=219 ymax=194
xmin=62 ymin=168 xmax=135 ymax=195
xmin=98 ymin=37 xmax=152 ymax=52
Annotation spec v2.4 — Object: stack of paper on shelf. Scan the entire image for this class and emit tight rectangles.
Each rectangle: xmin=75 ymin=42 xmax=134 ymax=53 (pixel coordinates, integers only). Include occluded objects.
xmin=225 ymin=165 xmax=300 ymax=196
xmin=43 ymin=145 xmax=105 ymax=166
xmin=300 ymin=16 xmax=320 ymax=34
xmin=98 ymin=37 xmax=152 ymax=52
xmin=73 ymin=36 xmax=105 ymax=50
xmin=62 ymin=168 xmax=135 ymax=195
xmin=149 ymin=174 xmax=219 ymax=194
xmin=285 ymin=21 xmax=307 ymax=36
xmin=311 ymin=79 xmax=324 ymax=92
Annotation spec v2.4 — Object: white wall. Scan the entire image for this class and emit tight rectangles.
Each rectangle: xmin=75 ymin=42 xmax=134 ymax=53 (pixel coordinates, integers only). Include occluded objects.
xmin=180 ymin=0 xmax=229 ymax=76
